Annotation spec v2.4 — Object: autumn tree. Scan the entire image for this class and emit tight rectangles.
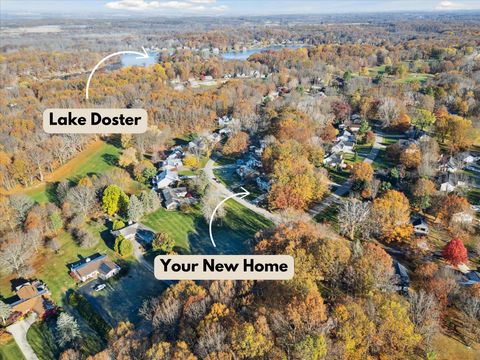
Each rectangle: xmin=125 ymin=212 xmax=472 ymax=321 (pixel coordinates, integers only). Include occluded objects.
xmin=102 ymin=185 xmax=129 ymax=216
xmin=118 ymin=147 xmax=138 ymax=168
xmin=152 ymin=232 xmax=175 ymax=253
xmin=442 ymin=238 xmax=468 ymax=266
xmin=371 ymin=190 xmax=411 ymax=239
xmin=436 ymin=194 xmax=470 ymax=228
xmin=413 ymin=109 xmax=436 ymax=130
xmin=412 ymin=178 xmax=436 ymax=210
xmin=56 ymin=313 xmax=81 ymax=348
xmin=230 ymin=322 xmax=273 ymax=359
xmin=223 ymin=131 xmax=249 ymax=156
xmin=263 ymin=140 xmax=328 ymax=210
xmin=400 ymin=144 xmax=421 ymax=169
xmin=351 ymin=162 xmax=374 ymax=182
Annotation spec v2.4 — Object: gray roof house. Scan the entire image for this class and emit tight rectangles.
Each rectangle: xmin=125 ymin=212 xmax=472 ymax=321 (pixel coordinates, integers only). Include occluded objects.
xmin=70 ymin=255 xmax=120 ymax=283
xmin=162 ymin=187 xmax=188 ymax=210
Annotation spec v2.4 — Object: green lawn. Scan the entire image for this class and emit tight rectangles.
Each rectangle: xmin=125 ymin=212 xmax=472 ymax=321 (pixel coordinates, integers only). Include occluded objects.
xmin=26 ymin=321 xmax=59 ymax=360
xmin=24 ymin=142 xmax=122 ymax=204
xmin=141 ymin=200 xmax=273 ymax=255
xmin=0 ymin=339 xmax=25 ymax=360
xmin=394 ymin=73 xmax=433 ymax=84
xmin=0 ymin=222 xmax=114 ymax=305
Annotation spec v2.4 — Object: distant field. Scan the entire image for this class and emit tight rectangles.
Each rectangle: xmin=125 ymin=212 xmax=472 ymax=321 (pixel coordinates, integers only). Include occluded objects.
xmin=20 ymin=141 xmax=122 ymax=203
xmin=0 ymin=339 xmax=25 ymax=360
xmin=141 ymin=200 xmax=273 ymax=254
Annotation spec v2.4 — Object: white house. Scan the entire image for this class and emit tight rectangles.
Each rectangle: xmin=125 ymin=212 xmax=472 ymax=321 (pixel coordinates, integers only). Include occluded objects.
xmin=70 ymin=255 xmax=120 ymax=283
xmin=452 ymin=211 xmax=475 ymax=224
xmin=324 ymin=153 xmax=345 ymax=168
xmin=439 ymin=179 xmax=467 ymax=193
xmin=154 ymin=169 xmax=179 ymax=189
xmin=411 ymin=218 xmax=429 ymax=236
xmin=331 ymin=141 xmax=355 ymax=154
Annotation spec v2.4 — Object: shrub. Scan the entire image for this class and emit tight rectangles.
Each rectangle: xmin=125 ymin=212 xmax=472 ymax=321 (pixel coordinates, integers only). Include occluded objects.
xmin=112 ymin=219 xmax=125 ymax=230
xmin=67 ymin=292 xmax=111 ymax=339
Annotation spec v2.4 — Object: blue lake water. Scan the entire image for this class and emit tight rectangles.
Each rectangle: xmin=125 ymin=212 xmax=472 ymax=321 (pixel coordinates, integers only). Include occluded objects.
xmin=118 ymin=44 xmax=307 ymax=67
xmin=222 ymin=44 xmax=308 ymax=60
xmin=120 ymin=52 xmax=158 ymax=67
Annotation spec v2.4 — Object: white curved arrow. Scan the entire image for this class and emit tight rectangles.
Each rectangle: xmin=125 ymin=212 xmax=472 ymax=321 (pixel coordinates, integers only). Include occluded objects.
xmin=85 ymin=47 xmax=150 ymax=100
xmin=209 ymin=187 xmax=250 ymax=248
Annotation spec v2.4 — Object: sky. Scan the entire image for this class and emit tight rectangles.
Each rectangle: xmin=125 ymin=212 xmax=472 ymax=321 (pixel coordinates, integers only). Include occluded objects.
xmin=2 ymin=0 xmax=480 ymax=16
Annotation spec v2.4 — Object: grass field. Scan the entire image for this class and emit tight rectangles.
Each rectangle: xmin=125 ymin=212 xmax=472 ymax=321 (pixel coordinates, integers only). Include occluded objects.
xmin=433 ymin=333 xmax=480 ymax=360
xmin=0 ymin=339 xmax=25 ymax=360
xmin=20 ymin=141 xmax=122 ymax=203
xmin=141 ymin=200 xmax=273 ymax=254
xmin=0 ymin=222 xmax=114 ymax=305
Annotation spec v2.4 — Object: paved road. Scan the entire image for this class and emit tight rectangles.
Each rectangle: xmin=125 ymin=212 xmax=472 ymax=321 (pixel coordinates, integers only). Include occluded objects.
xmin=7 ymin=313 xmax=38 ymax=360
xmin=204 ymin=159 xmax=282 ymax=224
xmin=308 ymin=131 xmax=385 ymax=216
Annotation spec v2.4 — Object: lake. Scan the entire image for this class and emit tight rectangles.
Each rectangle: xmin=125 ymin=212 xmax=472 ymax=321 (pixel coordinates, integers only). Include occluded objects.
xmin=118 ymin=44 xmax=308 ymax=67
xmin=222 ymin=44 xmax=308 ymax=60
xmin=120 ymin=52 xmax=158 ymax=67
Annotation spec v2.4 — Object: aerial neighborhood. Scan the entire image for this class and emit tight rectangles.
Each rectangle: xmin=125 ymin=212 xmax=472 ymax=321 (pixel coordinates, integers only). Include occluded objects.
xmin=1 ymin=5 xmax=480 ymax=360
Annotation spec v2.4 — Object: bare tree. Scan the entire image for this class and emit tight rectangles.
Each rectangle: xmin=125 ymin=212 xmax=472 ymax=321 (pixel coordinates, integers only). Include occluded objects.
xmin=0 ymin=239 xmax=32 ymax=275
xmin=409 ymin=290 xmax=440 ymax=351
xmin=201 ymin=186 xmax=226 ymax=222
xmin=378 ymin=97 xmax=400 ymax=128
xmin=418 ymin=135 xmax=440 ymax=178
xmin=66 ymin=185 xmax=95 ymax=218
xmin=0 ymin=300 xmax=11 ymax=325
xmin=9 ymin=194 xmax=34 ymax=227
xmin=337 ymin=198 xmax=371 ymax=240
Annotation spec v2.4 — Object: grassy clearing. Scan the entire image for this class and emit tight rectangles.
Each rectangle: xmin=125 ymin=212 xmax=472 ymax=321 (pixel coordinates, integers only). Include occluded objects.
xmin=0 ymin=223 xmax=114 ymax=305
xmin=0 ymin=339 xmax=25 ymax=360
xmin=433 ymin=333 xmax=480 ymax=360
xmin=394 ymin=73 xmax=433 ymax=84
xmin=20 ymin=141 xmax=122 ymax=203
xmin=141 ymin=200 xmax=272 ymax=255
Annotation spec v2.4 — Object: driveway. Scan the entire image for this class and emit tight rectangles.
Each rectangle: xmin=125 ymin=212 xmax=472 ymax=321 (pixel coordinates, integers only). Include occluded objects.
xmin=204 ymin=159 xmax=281 ymax=224
xmin=7 ymin=313 xmax=38 ymax=360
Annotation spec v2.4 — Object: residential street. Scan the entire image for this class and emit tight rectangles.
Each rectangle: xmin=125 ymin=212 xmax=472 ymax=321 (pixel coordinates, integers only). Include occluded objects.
xmin=204 ymin=159 xmax=282 ymax=224
xmin=7 ymin=313 xmax=38 ymax=360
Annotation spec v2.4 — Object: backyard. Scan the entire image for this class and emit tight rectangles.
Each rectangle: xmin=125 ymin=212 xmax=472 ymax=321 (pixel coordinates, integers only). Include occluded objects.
xmin=141 ymin=200 xmax=273 ymax=255
xmin=0 ymin=221 xmax=114 ymax=305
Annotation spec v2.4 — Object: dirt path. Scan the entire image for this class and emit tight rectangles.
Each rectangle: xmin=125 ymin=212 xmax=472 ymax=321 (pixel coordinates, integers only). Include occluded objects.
xmin=0 ymin=139 xmax=105 ymax=196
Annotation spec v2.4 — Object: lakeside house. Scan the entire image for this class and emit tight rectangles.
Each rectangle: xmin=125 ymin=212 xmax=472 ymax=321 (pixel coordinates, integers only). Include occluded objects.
xmin=7 ymin=281 xmax=56 ymax=320
xmin=70 ymin=254 xmax=121 ymax=283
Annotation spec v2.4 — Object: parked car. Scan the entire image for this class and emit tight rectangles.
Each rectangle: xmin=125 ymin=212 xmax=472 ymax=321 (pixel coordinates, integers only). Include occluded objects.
xmin=94 ymin=283 xmax=106 ymax=292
